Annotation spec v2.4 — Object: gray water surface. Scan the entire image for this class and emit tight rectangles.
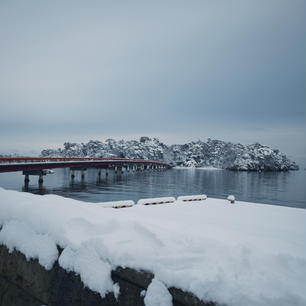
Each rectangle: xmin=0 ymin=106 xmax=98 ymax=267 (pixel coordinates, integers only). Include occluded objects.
xmin=0 ymin=168 xmax=305 ymax=208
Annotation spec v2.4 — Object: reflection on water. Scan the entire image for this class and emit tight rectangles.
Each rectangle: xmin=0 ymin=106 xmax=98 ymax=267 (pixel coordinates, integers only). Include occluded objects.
xmin=0 ymin=168 xmax=305 ymax=208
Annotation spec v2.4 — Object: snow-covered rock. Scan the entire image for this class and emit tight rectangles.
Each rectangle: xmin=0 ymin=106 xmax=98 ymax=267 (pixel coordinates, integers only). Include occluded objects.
xmin=99 ymin=200 xmax=135 ymax=209
xmin=227 ymin=195 xmax=235 ymax=204
xmin=137 ymin=197 xmax=176 ymax=205
xmin=41 ymin=137 xmax=299 ymax=171
xmin=177 ymin=195 xmax=207 ymax=201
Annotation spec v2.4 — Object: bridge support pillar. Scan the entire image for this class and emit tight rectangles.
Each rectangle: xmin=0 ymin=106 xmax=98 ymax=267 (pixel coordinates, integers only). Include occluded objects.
xmin=70 ymin=167 xmax=86 ymax=180
xmin=23 ymin=170 xmax=48 ymax=185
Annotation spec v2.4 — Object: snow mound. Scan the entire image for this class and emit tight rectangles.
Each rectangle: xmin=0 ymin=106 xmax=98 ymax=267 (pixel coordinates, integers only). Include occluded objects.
xmin=0 ymin=187 xmax=305 ymax=306
xmin=99 ymin=200 xmax=135 ymax=208
xmin=177 ymin=194 xmax=207 ymax=201
xmin=58 ymin=244 xmax=115 ymax=298
xmin=0 ymin=219 xmax=58 ymax=270
xmin=227 ymin=195 xmax=235 ymax=203
xmin=137 ymin=197 xmax=175 ymax=205
xmin=144 ymin=279 xmax=173 ymax=306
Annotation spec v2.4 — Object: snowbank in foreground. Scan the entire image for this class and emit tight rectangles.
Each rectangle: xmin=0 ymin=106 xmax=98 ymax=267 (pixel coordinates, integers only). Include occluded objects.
xmin=0 ymin=187 xmax=305 ymax=306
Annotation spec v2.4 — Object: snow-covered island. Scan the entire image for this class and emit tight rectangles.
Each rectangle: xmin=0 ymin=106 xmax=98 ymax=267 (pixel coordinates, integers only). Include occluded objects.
xmin=0 ymin=187 xmax=305 ymax=306
xmin=41 ymin=137 xmax=299 ymax=171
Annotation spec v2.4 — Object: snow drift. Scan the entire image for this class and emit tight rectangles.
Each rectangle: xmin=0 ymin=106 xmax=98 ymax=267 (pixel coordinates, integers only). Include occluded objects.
xmin=0 ymin=187 xmax=305 ymax=306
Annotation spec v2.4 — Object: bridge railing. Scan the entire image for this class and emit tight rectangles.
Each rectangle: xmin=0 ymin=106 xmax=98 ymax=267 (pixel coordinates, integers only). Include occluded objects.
xmin=0 ymin=157 xmax=126 ymax=164
xmin=0 ymin=157 xmax=171 ymax=167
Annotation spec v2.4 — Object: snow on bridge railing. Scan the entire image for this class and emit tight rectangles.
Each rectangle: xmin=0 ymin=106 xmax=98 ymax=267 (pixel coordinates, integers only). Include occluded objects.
xmin=0 ymin=157 xmax=132 ymax=163
xmin=0 ymin=157 xmax=108 ymax=163
xmin=0 ymin=157 xmax=171 ymax=166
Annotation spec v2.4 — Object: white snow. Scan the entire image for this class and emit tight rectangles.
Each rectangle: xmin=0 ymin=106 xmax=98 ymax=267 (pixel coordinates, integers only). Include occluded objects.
xmin=137 ymin=197 xmax=175 ymax=205
xmin=144 ymin=279 xmax=173 ymax=306
xmin=0 ymin=187 xmax=305 ymax=306
xmin=99 ymin=200 xmax=135 ymax=208
xmin=174 ymin=166 xmax=223 ymax=171
xmin=58 ymin=244 xmax=115 ymax=298
xmin=0 ymin=219 xmax=58 ymax=270
xmin=196 ymin=166 xmax=223 ymax=170
xmin=227 ymin=195 xmax=235 ymax=202
xmin=177 ymin=194 xmax=207 ymax=201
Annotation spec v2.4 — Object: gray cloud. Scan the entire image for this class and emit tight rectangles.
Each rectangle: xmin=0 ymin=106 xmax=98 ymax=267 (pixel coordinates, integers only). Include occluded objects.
xmin=0 ymin=0 xmax=305 ymax=159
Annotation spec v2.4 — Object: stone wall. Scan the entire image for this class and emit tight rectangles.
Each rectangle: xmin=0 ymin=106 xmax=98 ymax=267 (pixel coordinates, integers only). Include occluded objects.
xmin=0 ymin=245 xmax=218 ymax=306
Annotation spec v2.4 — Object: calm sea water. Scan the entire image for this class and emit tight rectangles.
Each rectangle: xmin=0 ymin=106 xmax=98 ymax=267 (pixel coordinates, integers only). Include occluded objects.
xmin=0 ymin=168 xmax=305 ymax=208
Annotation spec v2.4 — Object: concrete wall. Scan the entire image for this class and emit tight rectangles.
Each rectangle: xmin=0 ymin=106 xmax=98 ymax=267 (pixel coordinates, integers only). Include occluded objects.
xmin=0 ymin=245 xmax=218 ymax=306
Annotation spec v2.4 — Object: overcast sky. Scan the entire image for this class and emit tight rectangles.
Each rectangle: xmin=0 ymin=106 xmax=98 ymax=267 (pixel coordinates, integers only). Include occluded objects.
xmin=0 ymin=0 xmax=305 ymax=160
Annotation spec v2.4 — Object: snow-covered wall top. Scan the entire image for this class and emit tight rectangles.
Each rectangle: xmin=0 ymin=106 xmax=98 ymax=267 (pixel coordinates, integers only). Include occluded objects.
xmin=0 ymin=188 xmax=305 ymax=306
xmin=41 ymin=137 xmax=298 ymax=171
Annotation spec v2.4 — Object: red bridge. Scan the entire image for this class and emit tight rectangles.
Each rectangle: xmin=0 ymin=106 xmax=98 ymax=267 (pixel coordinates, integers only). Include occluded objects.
xmin=0 ymin=157 xmax=172 ymax=183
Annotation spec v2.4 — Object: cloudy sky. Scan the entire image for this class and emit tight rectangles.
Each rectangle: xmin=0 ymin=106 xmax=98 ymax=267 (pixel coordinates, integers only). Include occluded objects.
xmin=0 ymin=0 xmax=305 ymax=160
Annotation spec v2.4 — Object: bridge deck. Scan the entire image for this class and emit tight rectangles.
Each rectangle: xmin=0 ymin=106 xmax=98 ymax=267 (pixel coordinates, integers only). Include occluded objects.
xmin=0 ymin=157 xmax=172 ymax=173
